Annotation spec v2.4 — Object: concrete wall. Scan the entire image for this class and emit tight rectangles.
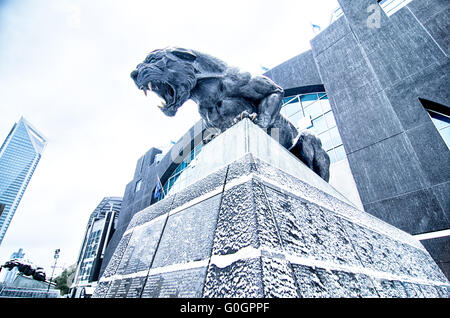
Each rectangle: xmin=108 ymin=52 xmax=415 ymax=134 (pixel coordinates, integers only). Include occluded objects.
xmin=313 ymin=0 xmax=449 ymax=276
xmin=266 ymin=0 xmax=449 ymax=277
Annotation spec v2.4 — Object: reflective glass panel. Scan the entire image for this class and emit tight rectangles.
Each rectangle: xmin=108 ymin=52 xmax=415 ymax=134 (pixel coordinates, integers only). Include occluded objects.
xmin=334 ymin=145 xmax=346 ymax=162
xmin=327 ymin=148 xmax=336 ymax=164
xmin=319 ymin=131 xmax=333 ymax=151
xmin=304 ymin=103 xmax=322 ymax=120
xmin=429 ymin=112 xmax=450 ymax=130
xmin=288 ymin=111 xmax=304 ymax=129
xmin=283 ymin=99 xmax=302 ymax=117
xmin=320 ymin=98 xmax=332 ymax=113
xmin=300 ymin=93 xmax=318 ymax=108
xmin=312 ymin=115 xmax=327 ymax=134
xmin=439 ymin=126 xmax=450 ymax=148
xmin=324 ymin=111 xmax=336 ymax=128
xmin=329 ymin=126 xmax=343 ymax=148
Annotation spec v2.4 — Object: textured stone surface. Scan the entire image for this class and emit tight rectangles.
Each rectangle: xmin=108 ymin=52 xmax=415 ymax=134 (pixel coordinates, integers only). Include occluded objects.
xmin=152 ymin=194 xmax=221 ymax=267
xmin=261 ymin=256 xmax=298 ymax=298
xmin=94 ymin=120 xmax=449 ymax=298
xmin=101 ymin=233 xmax=133 ymax=279
xmin=141 ymin=267 xmax=207 ymax=298
xmin=211 ymin=181 xmax=259 ymax=256
xmin=203 ymin=259 xmax=264 ymax=298
xmin=116 ymin=216 xmax=166 ymax=275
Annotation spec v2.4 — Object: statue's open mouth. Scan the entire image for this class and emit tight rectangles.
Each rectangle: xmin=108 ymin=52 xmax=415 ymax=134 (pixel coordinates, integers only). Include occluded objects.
xmin=141 ymin=80 xmax=175 ymax=110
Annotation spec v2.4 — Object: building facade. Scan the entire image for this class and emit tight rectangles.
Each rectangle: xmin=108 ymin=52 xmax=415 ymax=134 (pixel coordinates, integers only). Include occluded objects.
xmin=0 ymin=117 xmax=47 ymax=245
xmin=70 ymin=196 xmax=122 ymax=297
xmin=264 ymin=0 xmax=450 ymax=277
xmin=99 ymin=0 xmax=449 ymax=279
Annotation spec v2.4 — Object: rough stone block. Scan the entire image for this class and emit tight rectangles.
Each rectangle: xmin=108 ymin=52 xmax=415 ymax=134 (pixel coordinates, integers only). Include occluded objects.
xmin=203 ymin=258 xmax=264 ymax=298
xmin=116 ymin=216 xmax=166 ymax=275
xmin=151 ymin=194 xmax=221 ymax=268
xmin=141 ymin=267 xmax=207 ymax=298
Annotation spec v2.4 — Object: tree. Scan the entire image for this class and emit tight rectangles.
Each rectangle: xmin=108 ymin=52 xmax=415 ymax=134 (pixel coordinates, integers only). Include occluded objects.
xmin=53 ymin=265 xmax=76 ymax=296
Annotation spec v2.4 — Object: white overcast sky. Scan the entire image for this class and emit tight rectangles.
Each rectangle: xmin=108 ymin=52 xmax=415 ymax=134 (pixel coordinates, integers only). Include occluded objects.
xmin=0 ymin=0 xmax=338 ymax=276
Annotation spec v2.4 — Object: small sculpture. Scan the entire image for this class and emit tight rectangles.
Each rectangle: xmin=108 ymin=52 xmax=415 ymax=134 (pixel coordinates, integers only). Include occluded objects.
xmin=131 ymin=47 xmax=330 ymax=181
xmin=1 ymin=259 xmax=46 ymax=282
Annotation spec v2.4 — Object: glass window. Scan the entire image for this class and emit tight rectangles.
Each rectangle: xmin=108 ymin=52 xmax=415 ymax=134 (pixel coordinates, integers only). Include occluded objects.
xmin=334 ymin=145 xmax=346 ymax=162
xmin=379 ymin=0 xmax=413 ymax=17
xmin=318 ymin=93 xmax=327 ymax=100
xmin=312 ymin=116 xmax=327 ymax=134
xmin=319 ymin=131 xmax=333 ymax=151
xmin=304 ymin=103 xmax=322 ymax=120
xmin=324 ymin=111 xmax=336 ymax=128
xmin=429 ymin=112 xmax=450 ymax=149
xmin=135 ymin=179 xmax=142 ymax=192
xmin=329 ymin=126 xmax=343 ymax=148
xmin=283 ymin=99 xmax=302 ymax=117
xmin=287 ymin=111 xmax=304 ymax=129
xmin=300 ymin=93 xmax=318 ymax=108
xmin=320 ymin=98 xmax=332 ymax=113
xmin=429 ymin=112 xmax=450 ymax=130
xmin=283 ymin=96 xmax=298 ymax=105
xmin=440 ymin=127 xmax=450 ymax=148
xmin=158 ymin=142 xmax=203 ymax=201
xmin=327 ymin=148 xmax=336 ymax=164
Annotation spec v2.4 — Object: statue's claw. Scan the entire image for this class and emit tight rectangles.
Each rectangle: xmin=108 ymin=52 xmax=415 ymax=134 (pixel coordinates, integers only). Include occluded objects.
xmin=234 ymin=111 xmax=258 ymax=125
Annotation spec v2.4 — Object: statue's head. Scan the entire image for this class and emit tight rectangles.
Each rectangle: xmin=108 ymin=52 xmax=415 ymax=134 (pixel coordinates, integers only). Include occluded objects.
xmin=131 ymin=47 xmax=197 ymax=116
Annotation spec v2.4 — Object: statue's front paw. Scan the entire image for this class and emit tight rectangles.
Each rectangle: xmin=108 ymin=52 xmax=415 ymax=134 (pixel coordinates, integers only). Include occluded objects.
xmin=255 ymin=114 xmax=271 ymax=128
xmin=233 ymin=111 xmax=258 ymax=124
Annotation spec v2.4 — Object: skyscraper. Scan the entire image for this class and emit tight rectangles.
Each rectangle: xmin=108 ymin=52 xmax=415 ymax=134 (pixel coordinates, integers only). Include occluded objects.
xmin=0 ymin=248 xmax=25 ymax=284
xmin=70 ymin=197 xmax=122 ymax=298
xmin=0 ymin=117 xmax=47 ymax=245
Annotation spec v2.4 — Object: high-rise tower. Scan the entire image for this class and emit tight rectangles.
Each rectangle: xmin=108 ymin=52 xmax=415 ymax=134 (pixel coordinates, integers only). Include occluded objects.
xmin=0 ymin=117 xmax=47 ymax=245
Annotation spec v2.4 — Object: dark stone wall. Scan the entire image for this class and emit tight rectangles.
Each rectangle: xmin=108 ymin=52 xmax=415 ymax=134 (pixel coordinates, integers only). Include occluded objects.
xmin=314 ymin=0 xmax=450 ymax=235
xmin=264 ymin=50 xmax=322 ymax=90
xmin=265 ymin=0 xmax=449 ymax=277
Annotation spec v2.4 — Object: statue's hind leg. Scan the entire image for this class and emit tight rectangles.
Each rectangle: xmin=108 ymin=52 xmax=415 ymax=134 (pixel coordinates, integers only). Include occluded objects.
xmin=256 ymin=91 xmax=284 ymax=128
xmin=290 ymin=131 xmax=330 ymax=182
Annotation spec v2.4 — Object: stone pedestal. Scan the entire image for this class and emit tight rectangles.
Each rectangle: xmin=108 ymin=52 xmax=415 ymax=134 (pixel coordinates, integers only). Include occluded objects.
xmin=93 ymin=119 xmax=449 ymax=298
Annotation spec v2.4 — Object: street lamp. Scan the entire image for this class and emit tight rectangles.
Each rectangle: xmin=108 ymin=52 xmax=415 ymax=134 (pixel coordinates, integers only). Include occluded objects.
xmin=46 ymin=249 xmax=60 ymax=297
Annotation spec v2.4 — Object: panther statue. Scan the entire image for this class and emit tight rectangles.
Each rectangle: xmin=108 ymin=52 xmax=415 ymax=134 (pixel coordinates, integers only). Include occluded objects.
xmin=131 ymin=47 xmax=330 ymax=181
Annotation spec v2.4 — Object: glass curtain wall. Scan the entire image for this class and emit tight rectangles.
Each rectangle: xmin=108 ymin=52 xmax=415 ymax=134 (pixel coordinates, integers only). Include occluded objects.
xmin=158 ymin=142 xmax=203 ymax=201
xmin=281 ymin=93 xmax=346 ymax=164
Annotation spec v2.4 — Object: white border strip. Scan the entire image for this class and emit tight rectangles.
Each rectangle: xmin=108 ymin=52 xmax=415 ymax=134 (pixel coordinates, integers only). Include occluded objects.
xmin=414 ymin=229 xmax=450 ymax=241
xmin=101 ymin=245 xmax=449 ymax=287
xmin=99 ymin=260 xmax=209 ymax=283
xmin=148 ymin=259 xmax=209 ymax=276
xmin=211 ymin=246 xmax=450 ymax=287
xmin=169 ymin=186 xmax=223 ymax=216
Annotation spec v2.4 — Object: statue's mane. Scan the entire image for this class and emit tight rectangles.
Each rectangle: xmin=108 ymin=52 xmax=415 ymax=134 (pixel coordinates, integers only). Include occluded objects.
xmin=190 ymin=50 xmax=229 ymax=75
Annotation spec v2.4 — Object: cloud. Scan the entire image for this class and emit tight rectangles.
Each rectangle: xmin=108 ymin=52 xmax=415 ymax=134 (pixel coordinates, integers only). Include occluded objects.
xmin=0 ymin=0 xmax=338 ymax=274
